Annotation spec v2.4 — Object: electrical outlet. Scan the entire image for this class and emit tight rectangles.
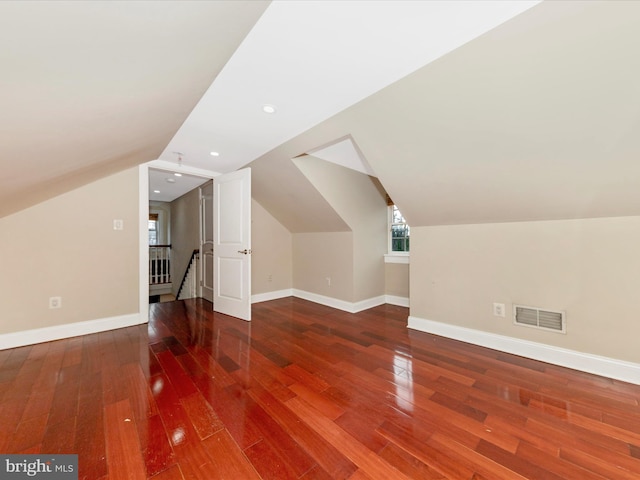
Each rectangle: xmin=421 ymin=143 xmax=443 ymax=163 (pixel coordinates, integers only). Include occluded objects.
xmin=326 ymin=277 xmax=331 ymax=286
xmin=49 ymin=296 xmax=62 ymax=309
xmin=113 ymin=219 xmax=124 ymax=230
xmin=493 ymin=302 xmax=505 ymax=317
xmin=268 ymin=274 xmax=273 ymax=282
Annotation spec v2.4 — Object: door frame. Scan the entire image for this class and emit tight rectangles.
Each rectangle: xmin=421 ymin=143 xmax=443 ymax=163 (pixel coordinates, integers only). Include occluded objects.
xmin=139 ymin=161 xmax=218 ymax=316
xmin=199 ymin=180 xmax=214 ymax=302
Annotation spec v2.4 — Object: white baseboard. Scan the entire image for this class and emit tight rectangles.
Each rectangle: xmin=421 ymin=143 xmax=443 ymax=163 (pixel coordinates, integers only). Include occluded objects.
xmin=252 ymin=289 xmax=294 ymax=304
xmin=1 ymin=292 xmax=401 ymax=351
xmin=385 ymin=295 xmax=409 ymax=308
xmin=351 ymin=295 xmax=387 ymax=313
xmin=292 ymin=289 xmax=385 ymax=313
xmin=408 ymin=315 xmax=640 ymax=386
xmin=0 ymin=313 xmax=147 ymax=351
xmin=252 ymin=289 xmax=407 ymax=313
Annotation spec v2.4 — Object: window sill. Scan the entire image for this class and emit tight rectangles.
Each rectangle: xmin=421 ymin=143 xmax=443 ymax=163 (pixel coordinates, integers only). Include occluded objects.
xmin=384 ymin=253 xmax=409 ymax=264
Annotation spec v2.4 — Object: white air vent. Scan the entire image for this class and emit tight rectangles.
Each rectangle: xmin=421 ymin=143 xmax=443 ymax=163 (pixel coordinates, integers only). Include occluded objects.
xmin=513 ymin=305 xmax=565 ymax=333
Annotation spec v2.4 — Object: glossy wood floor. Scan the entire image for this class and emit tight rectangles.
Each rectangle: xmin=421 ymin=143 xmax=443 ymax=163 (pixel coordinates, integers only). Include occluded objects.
xmin=2 ymin=298 xmax=640 ymax=479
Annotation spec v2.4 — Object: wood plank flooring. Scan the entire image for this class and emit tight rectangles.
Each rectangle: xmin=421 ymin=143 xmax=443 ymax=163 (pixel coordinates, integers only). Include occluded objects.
xmin=1 ymin=297 xmax=640 ymax=479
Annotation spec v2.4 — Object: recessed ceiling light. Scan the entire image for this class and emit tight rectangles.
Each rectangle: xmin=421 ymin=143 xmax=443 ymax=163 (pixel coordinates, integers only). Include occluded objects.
xmin=166 ymin=178 xmax=176 ymax=183
xmin=153 ymin=190 xmax=160 ymax=194
xmin=210 ymin=151 xmax=220 ymax=157
xmin=262 ymin=104 xmax=276 ymax=114
xmin=174 ymin=173 xmax=182 ymax=177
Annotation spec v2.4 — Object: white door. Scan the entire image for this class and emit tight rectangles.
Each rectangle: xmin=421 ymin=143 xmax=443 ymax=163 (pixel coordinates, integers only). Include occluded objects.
xmin=213 ymin=168 xmax=251 ymax=320
xmin=199 ymin=181 xmax=214 ymax=303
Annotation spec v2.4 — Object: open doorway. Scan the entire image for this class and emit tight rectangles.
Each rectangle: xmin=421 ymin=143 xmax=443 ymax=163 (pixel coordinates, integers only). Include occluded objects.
xmin=141 ymin=164 xmax=253 ymax=321
xmin=145 ymin=165 xmax=214 ymax=305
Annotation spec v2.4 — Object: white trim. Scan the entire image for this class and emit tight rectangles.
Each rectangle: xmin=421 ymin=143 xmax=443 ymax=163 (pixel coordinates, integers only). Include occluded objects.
xmin=0 ymin=313 xmax=146 ymax=351
xmin=140 ymin=161 xmax=217 ymax=318
xmin=408 ymin=315 xmax=640 ymax=386
xmin=292 ymin=289 xmax=385 ymax=313
xmin=138 ymin=165 xmax=150 ymax=323
xmin=252 ymin=289 xmax=294 ymax=304
xmin=251 ymin=290 xmax=408 ymax=311
xmin=351 ymin=295 xmax=386 ymax=312
xmin=384 ymin=253 xmax=410 ymax=264
xmin=385 ymin=295 xmax=409 ymax=307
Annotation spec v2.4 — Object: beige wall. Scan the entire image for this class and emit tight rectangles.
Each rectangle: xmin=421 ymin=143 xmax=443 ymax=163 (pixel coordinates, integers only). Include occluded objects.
xmin=293 ymin=232 xmax=354 ymax=302
xmin=170 ymin=190 xmax=295 ymax=299
xmin=410 ymin=216 xmax=640 ymax=363
xmin=170 ymin=184 xmax=202 ymax=297
xmin=0 ymin=167 xmax=140 ymax=334
xmin=293 ymin=157 xmax=387 ymax=302
xmin=385 ymin=263 xmax=409 ymax=298
xmin=252 ymin=199 xmax=292 ymax=295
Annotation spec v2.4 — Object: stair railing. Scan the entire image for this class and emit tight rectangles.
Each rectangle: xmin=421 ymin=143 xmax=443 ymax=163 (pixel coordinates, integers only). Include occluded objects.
xmin=149 ymin=245 xmax=171 ymax=285
xmin=177 ymin=249 xmax=200 ymax=300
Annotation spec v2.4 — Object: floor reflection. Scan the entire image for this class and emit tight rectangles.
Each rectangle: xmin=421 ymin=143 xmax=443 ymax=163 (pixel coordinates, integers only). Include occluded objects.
xmin=393 ymin=352 xmax=415 ymax=413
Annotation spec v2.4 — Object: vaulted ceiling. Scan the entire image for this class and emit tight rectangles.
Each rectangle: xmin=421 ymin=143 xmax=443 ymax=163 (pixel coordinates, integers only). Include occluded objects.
xmin=252 ymin=0 xmax=640 ymax=230
xmin=0 ymin=1 xmax=268 ymax=217
xmin=2 ymin=1 xmax=639 ymax=231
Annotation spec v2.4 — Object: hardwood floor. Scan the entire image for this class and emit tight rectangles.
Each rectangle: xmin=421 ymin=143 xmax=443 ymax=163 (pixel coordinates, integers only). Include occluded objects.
xmin=1 ymin=297 xmax=640 ymax=479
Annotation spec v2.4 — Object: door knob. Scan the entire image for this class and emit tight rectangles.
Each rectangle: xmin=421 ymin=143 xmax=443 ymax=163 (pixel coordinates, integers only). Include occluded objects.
xmin=237 ymin=249 xmax=252 ymax=255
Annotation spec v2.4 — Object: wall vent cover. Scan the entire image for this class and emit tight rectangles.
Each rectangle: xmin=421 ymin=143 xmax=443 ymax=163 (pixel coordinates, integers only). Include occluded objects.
xmin=513 ymin=305 xmax=565 ymax=333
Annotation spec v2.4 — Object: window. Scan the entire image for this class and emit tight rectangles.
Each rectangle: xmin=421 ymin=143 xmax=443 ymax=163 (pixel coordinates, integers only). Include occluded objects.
xmin=390 ymin=204 xmax=410 ymax=253
xmin=384 ymin=196 xmax=410 ymax=264
xmin=149 ymin=213 xmax=158 ymax=245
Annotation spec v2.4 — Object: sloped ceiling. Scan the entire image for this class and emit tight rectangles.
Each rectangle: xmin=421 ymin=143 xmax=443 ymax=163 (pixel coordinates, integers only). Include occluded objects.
xmin=354 ymin=0 xmax=640 ymax=226
xmin=1 ymin=0 xmax=542 ymax=222
xmin=158 ymin=1 xmax=539 ymax=173
xmin=250 ymin=0 xmax=640 ymax=230
xmin=0 ymin=1 xmax=268 ymax=218
xmin=3 ymin=1 xmax=640 ymax=232
xmin=308 ymin=138 xmax=376 ymax=177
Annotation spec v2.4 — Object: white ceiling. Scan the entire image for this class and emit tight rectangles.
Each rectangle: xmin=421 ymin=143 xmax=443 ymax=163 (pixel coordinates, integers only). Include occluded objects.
xmin=157 ymin=0 xmax=540 ymax=180
xmin=148 ymin=168 xmax=209 ymax=203
xmin=307 ymin=138 xmax=375 ymax=177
